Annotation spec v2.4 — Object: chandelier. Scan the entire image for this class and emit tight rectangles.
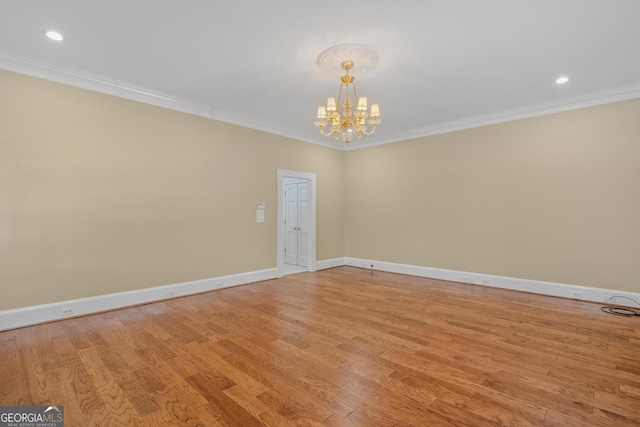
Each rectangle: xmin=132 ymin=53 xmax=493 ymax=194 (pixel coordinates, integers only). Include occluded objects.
xmin=314 ymin=44 xmax=381 ymax=144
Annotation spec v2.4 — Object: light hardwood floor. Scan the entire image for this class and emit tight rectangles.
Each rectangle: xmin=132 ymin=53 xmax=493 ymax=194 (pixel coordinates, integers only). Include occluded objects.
xmin=1 ymin=266 xmax=639 ymax=426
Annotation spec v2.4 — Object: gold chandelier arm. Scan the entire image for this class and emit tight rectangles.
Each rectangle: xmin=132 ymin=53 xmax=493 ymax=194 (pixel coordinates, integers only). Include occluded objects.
xmin=313 ymin=49 xmax=380 ymax=144
xmin=336 ymin=83 xmax=344 ymax=113
xmin=319 ymin=127 xmax=334 ymax=136
xmin=362 ymin=119 xmax=380 ymax=135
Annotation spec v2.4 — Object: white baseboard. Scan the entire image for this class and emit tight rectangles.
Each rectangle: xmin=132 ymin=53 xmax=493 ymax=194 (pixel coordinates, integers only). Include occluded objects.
xmin=315 ymin=257 xmax=347 ymax=271
xmin=0 ymin=268 xmax=278 ymax=331
xmin=345 ymin=257 xmax=640 ymax=306
xmin=3 ymin=258 xmax=637 ymax=331
xmin=0 ymin=259 xmax=345 ymax=331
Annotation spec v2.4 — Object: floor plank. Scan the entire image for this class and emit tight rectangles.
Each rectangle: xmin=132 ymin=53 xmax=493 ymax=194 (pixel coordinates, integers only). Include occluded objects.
xmin=1 ymin=266 xmax=639 ymax=425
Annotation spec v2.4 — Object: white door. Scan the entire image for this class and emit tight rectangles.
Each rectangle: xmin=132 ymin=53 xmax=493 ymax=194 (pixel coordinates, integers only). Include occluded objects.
xmin=284 ymin=180 xmax=309 ymax=267
xmin=285 ymin=182 xmax=299 ymax=265
xmin=297 ymin=182 xmax=309 ymax=267
xmin=277 ymin=169 xmax=316 ymax=277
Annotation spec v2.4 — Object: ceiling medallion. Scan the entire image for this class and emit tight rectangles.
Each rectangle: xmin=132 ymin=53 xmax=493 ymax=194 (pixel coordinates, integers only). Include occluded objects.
xmin=314 ymin=44 xmax=381 ymax=144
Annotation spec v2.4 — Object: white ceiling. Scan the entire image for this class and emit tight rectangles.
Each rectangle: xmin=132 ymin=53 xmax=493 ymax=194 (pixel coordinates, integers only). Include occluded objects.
xmin=1 ymin=1 xmax=640 ymax=150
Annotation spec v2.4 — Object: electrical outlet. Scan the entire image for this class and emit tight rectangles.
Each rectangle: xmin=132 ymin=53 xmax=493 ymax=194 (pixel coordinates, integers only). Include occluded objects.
xmin=480 ymin=279 xmax=490 ymax=285
xmin=60 ymin=307 xmax=75 ymax=317
xmin=215 ymin=282 xmax=223 ymax=288
xmin=571 ymin=291 xmax=583 ymax=299
xmin=165 ymin=291 xmax=175 ymax=298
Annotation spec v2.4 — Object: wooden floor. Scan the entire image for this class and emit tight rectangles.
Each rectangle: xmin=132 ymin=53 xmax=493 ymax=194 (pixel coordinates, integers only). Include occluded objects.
xmin=1 ymin=267 xmax=639 ymax=426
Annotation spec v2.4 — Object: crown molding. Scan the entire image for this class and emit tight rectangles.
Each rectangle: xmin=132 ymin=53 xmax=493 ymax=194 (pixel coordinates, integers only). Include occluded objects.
xmin=0 ymin=49 xmax=342 ymax=151
xmin=0 ymin=49 xmax=214 ymax=118
xmin=347 ymin=81 xmax=640 ymax=150
xmin=3 ymin=49 xmax=639 ymax=153
xmin=206 ymin=108 xmax=343 ymax=150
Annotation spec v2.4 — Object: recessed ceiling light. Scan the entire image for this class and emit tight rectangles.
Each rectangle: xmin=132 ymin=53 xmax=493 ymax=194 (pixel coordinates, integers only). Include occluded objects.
xmin=556 ymin=76 xmax=569 ymax=84
xmin=45 ymin=31 xmax=63 ymax=41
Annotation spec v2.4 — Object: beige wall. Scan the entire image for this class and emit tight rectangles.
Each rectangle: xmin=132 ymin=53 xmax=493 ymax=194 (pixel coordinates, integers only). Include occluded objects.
xmin=2 ymin=68 xmax=639 ymax=312
xmin=0 ymin=70 xmax=344 ymax=310
xmin=345 ymin=99 xmax=640 ymax=293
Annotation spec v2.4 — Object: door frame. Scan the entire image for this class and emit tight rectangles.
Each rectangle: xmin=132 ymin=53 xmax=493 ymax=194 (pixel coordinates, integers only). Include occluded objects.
xmin=277 ymin=169 xmax=316 ymax=278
